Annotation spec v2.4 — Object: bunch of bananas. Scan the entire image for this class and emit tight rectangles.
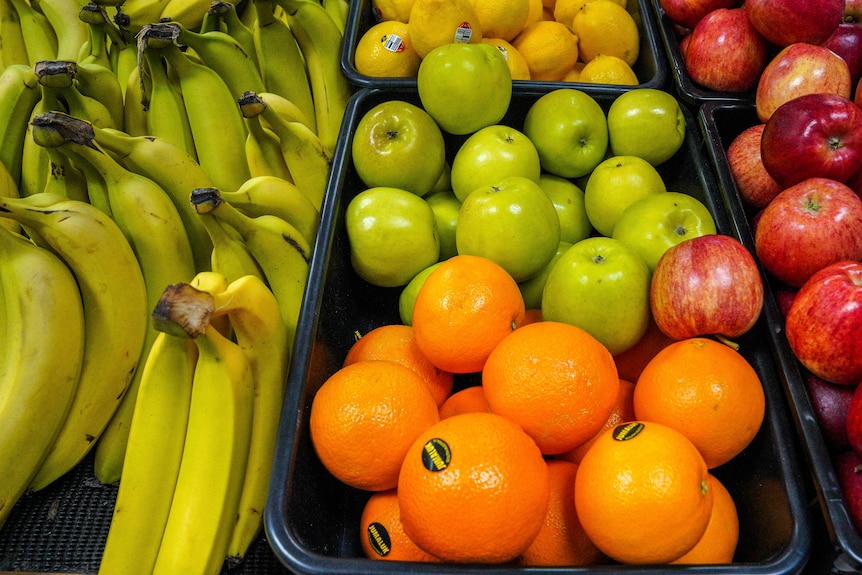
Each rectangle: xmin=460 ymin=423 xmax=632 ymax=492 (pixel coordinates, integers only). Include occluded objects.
xmin=0 ymin=0 xmax=351 ymax=570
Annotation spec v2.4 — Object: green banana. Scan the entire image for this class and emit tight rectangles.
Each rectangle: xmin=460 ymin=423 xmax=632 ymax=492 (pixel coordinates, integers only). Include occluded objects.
xmin=322 ymin=0 xmax=347 ymax=34
xmin=42 ymin=144 xmax=90 ymax=203
xmin=197 ymin=206 xmax=267 ymax=284
xmin=7 ymin=0 xmax=57 ymax=65
xmin=0 ymin=192 xmax=149 ymax=492
xmin=207 ymin=1 xmax=259 ymax=71
xmin=111 ymin=0 xmax=171 ymax=33
xmin=77 ymin=2 xmax=117 ymax=70
xmin=222 ymin=175 xmax=319 ymax=246
xmin=0 ymin=0 xmax=29 ymax=69
xmin=151 ymin=298 xmax=254 ymax=575
xmin=159 ymin=0 xmax=236 ymax=33
xmin=123 ymin=61 xmax=150 ymax=137
xmin=274 ymin=0 xmax=351 ymax=157
xmin=0 ymin=156 xmax=20 ymax=232
xmin=75 ymin=56 xmax=126 ymax=131
xmin=34 ymin=0 xmax=89 ymax=62
xmin=91 ymin=125 xmax=215 ymax=274
xmin=242 ymin=104 xmax=293 ymax=182
xmin=251 ymin=0 xmax=316 ymax=135
xmin=20 ymin=76 xmax=65 ymax=198
xmin=142 ymin=47 xmax=197 ymax=160
xmin=0 ymin=63 xmax=40 ymax=188
xmin=0 ymin=226 xmax=85 ymax=530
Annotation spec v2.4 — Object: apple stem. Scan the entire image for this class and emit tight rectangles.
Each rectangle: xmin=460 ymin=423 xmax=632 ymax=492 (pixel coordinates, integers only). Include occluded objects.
xmin=713 ymin=334 xmax=740 ymax=351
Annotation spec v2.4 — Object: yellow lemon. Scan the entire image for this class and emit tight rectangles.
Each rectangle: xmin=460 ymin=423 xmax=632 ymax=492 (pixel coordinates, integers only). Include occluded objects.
xmin=469 ymin=0 xmax=531 ymax=41
xmin=573 ymin=0 xmax=639 ymax=65
xmin=553 ymin=0 xmax=587 ymax=26
xmin=511 ymin=20 xmax=578 ymax=81
xmin=409 ymin=0 xmax=484 ymax=58
xmin=577 ymin=53 xmax=638 ymax=85
xmin=354 ymin=21 xmax=423 ymax=78
xmin=482 ymin=38 xmax=532 ymax=80
xmin=371 ymin=0 xmax=416 ymax=22
xmin=563 ymin=61 xmax=585 ymax=82
xmin=524 ymin=0 xmax=544 ymax=26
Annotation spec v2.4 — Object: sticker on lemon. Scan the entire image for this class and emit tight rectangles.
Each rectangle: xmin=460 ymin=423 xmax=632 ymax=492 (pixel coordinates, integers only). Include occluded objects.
xmin=354 ymin=21 xmax=422 ymax=78
xmin=572 ymin=0 xmax=639 ymax=66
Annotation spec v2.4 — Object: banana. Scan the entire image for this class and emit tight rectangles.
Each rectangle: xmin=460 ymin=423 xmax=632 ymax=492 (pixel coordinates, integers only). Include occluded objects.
xmin=242 ymin=104 xmax=294 ymax=182
xmin=0 ymin=156 xmax=20 ymax=232
xmin=159 ymin=0 xmax=237 ymax=33
xmin=222 ymin=175 xmax=319 ymax=246
xmin=189 ymin=269 xmax=232 ymax=336
xmin=91 ymin=125 xmax=215 ymax=273
xmin=206 ymin=1 xmax=259 ymax=71
xmin=42 ymin=144 xmax=90 ymax=203
xmin=0 ymin=226 xmax=85 ymax=530
xmin=197 ymin=204 xmax=267 ymax=283
xmin=255 ymin=90 xmax=314 ymax=132
xmin=190 ymin=186 xmax=311 ymax=350
xmin=20 ymin=77 xmax=65 ymax=198
xmin=273 ymin=0 xmax=351 ymax=157
xmin=7 ymin=0 xmax=57 ymax=65
xmin=112 ymin=0 xmax=171 ymax=33
xmin=142 ymin=47 xmax=198 ymax=160
xmin=322 ymin=0 xmax=347 ymax=34
xmin=75 ymin=56 xmax=126 ymax=131
xmin=57 ymin=71 xmax=119 ymax=130
xmin=0 ymin=0 xmax=29 ymax=69
xmin=0 ymin=64 xmax=41 ymax=189
xmin=143 ymin=29 xmax=251 ymax=193
xmin=34 ymin=0 xmax=89 ymax=62
xmin=0 ymin=192 xmax=148 ymax=492
xmin=251 ymin=0 xmax=316 ymax=136
xmin=151 ymin=293 xmax=254 ymax=575
xmin=77 ymin=3 xmax=116 ymax=70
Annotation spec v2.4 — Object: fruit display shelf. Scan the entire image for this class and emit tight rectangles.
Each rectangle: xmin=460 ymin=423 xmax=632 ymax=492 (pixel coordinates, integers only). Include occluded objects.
xmin=340 ymin=0 xmax=669 ymax=94
xmin=699 ymin=100 xmax=862 ymax=574
xmin=263 ymin=87 xmax=812 ymax=575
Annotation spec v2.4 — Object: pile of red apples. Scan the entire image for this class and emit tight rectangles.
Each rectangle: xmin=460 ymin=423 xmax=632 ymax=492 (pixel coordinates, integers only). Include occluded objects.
xmin=662 ymin=0 xmax=862 ymax=535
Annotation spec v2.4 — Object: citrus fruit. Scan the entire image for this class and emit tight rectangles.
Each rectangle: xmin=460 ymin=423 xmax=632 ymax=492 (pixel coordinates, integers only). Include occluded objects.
xmin=552 ymin=0 xmax=586 ymax=26
xmin=612 ymin=315 xmax=675 ymax=382
xmin=469 ymin=0 xmax=531 ymax=41
xmin=397 ymin=411 xmax=550 ymax=562
xmin=437 ymin=385 xmax=491 ymax=418
xmin=408 ymin=0 xmax=484 ymax=59
xmin=577 ymin=53 xmax=639 ymax=85
xmin=412 ymin=254 xmax=526 ymax=373
xmin=371 ymin=0 xmax=415 ymax=22
xmin=525 ymin=0 xmax=544 ymax=26
xmin=572 ymin=0 xmax=639 ymax=65
xmin=344 ymin=324 xmax=455 ymax=407
xmin=309 ymin=360 xmax=440 ymax=491
xmin=482 ymin=320 xmax=620 ymax=454
xmin=574 ymin=421 xmax=713 ymax=564
xmin=511 ymin=20 xmax=579 ymax=81
xmin=519 ymin=460 xmax=608 ymax=566
xmin=633 ymin=337 xmax=766 ymax=469
xmin=482 ymin=37 xmax=532 ymax=80
xmin=557 ymin=378 xmax=636 ymax=464
xmin=359 ymin=489 xmax=440 ymax=561
xmin=672 ymin=474 xmax=739 ymax=564
xmin=354 ymin=21 xmax=422 ymax=78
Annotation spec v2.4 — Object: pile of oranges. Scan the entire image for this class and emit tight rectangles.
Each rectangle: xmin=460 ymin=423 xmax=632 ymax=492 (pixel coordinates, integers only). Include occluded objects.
xmin=308 ymin=253 xmax=766 ymax=566
xmin=354 ymin=0 xmax=642 ymax=85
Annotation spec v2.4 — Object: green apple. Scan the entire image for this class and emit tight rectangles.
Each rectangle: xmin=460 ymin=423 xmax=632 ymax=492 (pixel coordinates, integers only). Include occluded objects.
xmin=584 ymin=155 xmax=667 ymax=237
xmin=607 ymin=88 xmax=686 ymax=166
xmin=450 ymin=124 xmax=541 ymax=202
xmin=351 ymin=100 xmax=446 ymax=197
xmin=612 ymin=191 xmax=717 ymax=272
xmin=455 ymin=175 xmax=561 ymax=282
xmin=518 ymin=240 xmax=572 ymax=310
xmin=417 ymin=43 xmax=512 ymax=135
xmin=425 ymin=189 xmax=461 ymax=260
xmin=345 ymin=186 xmax=440 ymax=288
xmin=399 ymin=261 xmax=444 ymax=325
xmin=541 ymin=236 xmax=651 ymax=355
xmin=522 ymin=88 xmax=609 ymax=179
xmin=431 ymin=161 xmax=452 ymax=194
xmin=538 ymin=173 xmax=593 ymax=244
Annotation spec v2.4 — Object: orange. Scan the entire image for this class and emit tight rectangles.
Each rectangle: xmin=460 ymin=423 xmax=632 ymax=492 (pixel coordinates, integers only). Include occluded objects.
xmin=519 ymin=460 xmax=607 ymax=566
xmin=613 ymin=315 xmax=675 ymax=383
xmin=412 ymin=254 xmax=526 ymax=374
xmin=511 ymin=20 xmax=579 ymax=81
xmin=469 ymin=0 xmax=531 ymax=41
xmin=574 ymin=421 xmax=713 ymax=564
xmin=354 ymin=21 xmax=422 ymax=78
xmin=672 ymin=474 xmax=739 ymax=564
xmin=309 ymin=360 xmax=440 ymax=491
xmin=397 ymin=411 xmax=550 ymax=563
xmin=522 ymin=307 xmax=543 ymax=324
xmin=482 ymin=320 xmax=619 ymax=454
xmin=359 ymin=489 xmax=440 ymax=562
xmin=344 ymin=324 xmax=454 ymax=407
xmin=633 ymin=337 xmax=766 ymax=469
xmin=437 ymin=385 xmax=491 ymax=419
xmin=572 ymin=0 xmax=639 ymax=65
xmin=557 ymin=378 xmax=635 ymax=464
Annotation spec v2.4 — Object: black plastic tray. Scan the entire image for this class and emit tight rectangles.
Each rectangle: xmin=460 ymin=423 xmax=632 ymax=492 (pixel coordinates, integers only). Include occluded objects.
xmin=648 ymin=0 xmax=757 ymax=109
xmin=699 ymin=100 xmax=862 ymax=574
xmin=264 ymin=86 xmax=812 ymax=574
xmin=341 ymin=0 xmax=669 ymax=94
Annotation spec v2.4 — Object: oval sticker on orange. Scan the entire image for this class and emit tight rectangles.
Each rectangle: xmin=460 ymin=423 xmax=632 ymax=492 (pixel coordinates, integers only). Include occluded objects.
xmin=613 ymin=422 xmax=645 ymax=441
xmin=421 ymin=438 xmax=451 ymax=471
xmin=366 ymin=521 xmax=392 ymax=557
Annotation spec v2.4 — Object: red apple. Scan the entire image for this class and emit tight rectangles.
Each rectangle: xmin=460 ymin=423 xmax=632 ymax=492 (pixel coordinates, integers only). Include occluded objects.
xmin=848 ymin=384 xmax=862 ymax=455
xmin=848 ymin=164 xmax=862 ymax=198
xmin=785 ymin=260 xmax=862 ymax=385
xmin=650 ymin=234 xmax=764 ymax=340
xmin=834 ymin=450 xmax=862 ymax=534
xmin=821 ymin=23 xmax=862 ymax=89
xmin=760 ymin=93 xmax=862 ymax=187
xmin=754 ymin=178 xmax=862 ymax=287
xmin=774 ymin=283 xmax=798 ymax=318
xmin=806 ymin=370 xmax=855 ymax=452
xmin=678 ymin=31 xmax=691 ymax=60
xmin=745 ymin=0 xmax=843 ymax=47
xmin=856 ymin=75 xmax=862 ymax=106
xmin=726 ymin=123 xmax=784 ymax=208
xmin=659 ymin=0 xmax=736 ymax=30
xmin=683 ymin=8 xmax=769 ymax=93
xmin=755 ymin=42 xmax=852 ymax=122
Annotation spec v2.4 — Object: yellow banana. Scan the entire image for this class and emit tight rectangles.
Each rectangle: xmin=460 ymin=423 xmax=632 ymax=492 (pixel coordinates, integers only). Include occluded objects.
xmin=0 ymin=226 xmax=85 ymax=530
xmin=159 ymin=0 xmax=237 ymax=33
xmin=256 ymin=90 xmax=314 ymax=132
xmin=20 ymin=77 xmax=66 ymax=198
xmin=112 ymin=0 xmax=171 ymax=33
xmin=7 ymin=0 xmax=57 ymax=65
xmin=77 ymin=3 xmax=117 ymax=70
xmin=123 ymin=64 xmax=149 ymax=136
xmin=206 ymin=1 xmax=259 ymax=70
xmin=322 ymin=0 xmax=348 ymax=34
xmin=151 ymin=305 xmax=253 ymax=575
xmin=0 ymin=63 xmax=41 ymax=187
xmin=75 ymin=56 xmax=126 ymax=131
xmin=0 ymin=0 xmax=29 ymax=69
xmin=142 ymin=47 xmax=198 ymax=160
xmin=242 ymin=105 xmax=294 ymax=182
xmin=42 ymin=144 xmax=90 ymax=203
xmin=197 ymin=204 xmax=267 ymax=284
xmin=34 ymin=0 xmax=89 ymax=62
xmin=0 ymin=156 xmax=20 ymax=232
xmin=274 ymin=0 xmax=351 ymax=157
xmin=222 ymin=175 xmax=319 ymax=246
xmin=0 ymin=192 xmax=148 ymax=492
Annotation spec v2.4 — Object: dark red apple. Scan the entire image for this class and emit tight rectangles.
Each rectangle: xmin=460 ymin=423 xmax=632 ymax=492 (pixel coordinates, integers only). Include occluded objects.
xmin=650 ymin=234 xmax=764 ymax=340
xmin=754 ymin=178 xmax=862 ymax=287
xmin=821 ymin=23 xmax=862 ymax=89
xmin=755 ymin=42 xmax=853 ymax=122
xmin=848 ymin=164 xmax=862 ymax=198
xmin=683 ymin=7 xmax=769 ymax=93
xmin=773 ymin=283 xmax=798 ymax=318
xmin=726 ymin=123 xmax=784 ymax=208
xmin=847 ymin=383 xmax=862 ymax=455
xmin=806 ymin=370 xmax=855 ymax=452
xmin=745 ymin=0 xmax=843 ymax=47
xmin=659 ymin=0 xmax=736 ymax=30
xmin=834 ymin=450 xmax=862 ymax=534
xmin=760 ymin=93 xmax=862 ymax=187
xmin=785 ymin=260 xmax=862 ymax=385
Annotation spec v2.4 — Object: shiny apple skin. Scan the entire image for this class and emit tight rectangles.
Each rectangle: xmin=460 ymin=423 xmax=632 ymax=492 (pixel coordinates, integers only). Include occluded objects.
xmin=727 ymin=123 xmax=784 ymax=209
xmin=745 ymin=0 xmax=843 ymax=47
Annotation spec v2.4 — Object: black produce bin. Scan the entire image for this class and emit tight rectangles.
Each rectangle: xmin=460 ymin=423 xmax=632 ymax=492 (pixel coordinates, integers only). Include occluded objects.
xmin=264 ymin=87 xmax=812 ymax=574
xmin=648 ymin=0 xmax=757 ymax=109
xmin=341 ymin=0 xmax=669 ymax=94
xmin=699 ymin=100 xmax=862 ymax=574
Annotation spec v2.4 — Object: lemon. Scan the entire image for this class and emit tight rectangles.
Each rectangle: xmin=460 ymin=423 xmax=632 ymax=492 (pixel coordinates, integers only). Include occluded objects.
xmin=482 ymin=38 xmax=532 ymax=80
xmin=409 ymin=0 xmax=484 ymax=58
xmin=552 ymin=0 xmax=587 ymax=26
xmin=511 ymin=20 xmax=579 ymax=81
xmin=577 ymin=53 xmax=638 ymax=85
xmin=371 ymin=0 xmax=415 ymax=22
xmin=572 ymin=0 xmax=639 ymax=65
xmin=354 ymin=21 xmax=422 ymax=78
xmin=524 ymin=0 xmax=544 ymax=26
xmin=469 ymin=0 xmax=531 ymax=41
xmin=563 ymin=61 xmax=585 ymax=82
